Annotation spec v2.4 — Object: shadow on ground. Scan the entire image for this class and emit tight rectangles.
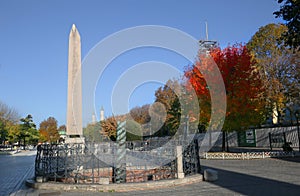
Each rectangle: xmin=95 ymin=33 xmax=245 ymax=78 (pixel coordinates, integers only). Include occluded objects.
xmin=202 ymin=164 xmax=300 ymax=195
xmin=272 ymin=156 xmax=300 ymax=164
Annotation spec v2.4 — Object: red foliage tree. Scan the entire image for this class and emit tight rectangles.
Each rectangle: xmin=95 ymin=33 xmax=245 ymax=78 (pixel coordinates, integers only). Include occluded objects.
xmin=185 ymin=44 xmax=266 ymax=151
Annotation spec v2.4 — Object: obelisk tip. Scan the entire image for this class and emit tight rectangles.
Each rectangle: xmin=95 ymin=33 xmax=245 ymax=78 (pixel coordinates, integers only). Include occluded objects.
xmin=72 ymin=24 xmax=76 ymax=31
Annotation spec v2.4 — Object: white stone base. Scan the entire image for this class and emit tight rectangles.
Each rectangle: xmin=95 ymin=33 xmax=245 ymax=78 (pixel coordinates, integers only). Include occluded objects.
xmin=65 ymin=136 xmax=85 ymax=144
xmin=177 ymin=172 xmax=185 ymax=179
xmin=99 ymin=177 xmax=110 ymax=185
xmin=204 ymin=169 xmax=218 ymax=182
xmin=36 ymin=176 xmax=47 ymax=183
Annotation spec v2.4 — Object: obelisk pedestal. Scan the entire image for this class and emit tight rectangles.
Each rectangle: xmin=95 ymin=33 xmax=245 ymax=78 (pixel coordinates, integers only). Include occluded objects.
xmin=65 ymin=24 xmax=84 ymax=144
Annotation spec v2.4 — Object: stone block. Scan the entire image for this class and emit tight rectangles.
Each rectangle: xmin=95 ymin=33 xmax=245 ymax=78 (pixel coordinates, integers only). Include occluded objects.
xmin=99 ymin=177 xmax=110 ymax=185
xmin=35 ymin=176 xmax=48 ymax=183
xmin=177 ymin=172 xmax=185 ymax=179
xmin=176 ymin=146 xmax=184 ymax=179
xmin=204 ymin=169 xmax=218 ymax=182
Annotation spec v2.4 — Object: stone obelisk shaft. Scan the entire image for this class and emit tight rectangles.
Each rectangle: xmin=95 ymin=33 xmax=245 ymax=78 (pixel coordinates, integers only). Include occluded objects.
xmin=66 ymin=24 xmax=83 ymax=143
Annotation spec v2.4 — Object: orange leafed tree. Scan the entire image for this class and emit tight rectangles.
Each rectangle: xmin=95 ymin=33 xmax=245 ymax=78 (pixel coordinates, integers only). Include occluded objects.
xmin=39 ymin=117 xmax=60 ymax=143
xmin=185 ymin=44 xmax=266 ymax=151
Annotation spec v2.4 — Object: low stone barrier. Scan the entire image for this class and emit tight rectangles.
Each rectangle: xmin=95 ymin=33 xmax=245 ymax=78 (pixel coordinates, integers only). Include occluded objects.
xmin=203 ymin=169 xmax=218 ymax=182
xmin=203 ymin=151 xmax=299 ymax=160
xmin=26 ymin=174 xmax=203 ymax=192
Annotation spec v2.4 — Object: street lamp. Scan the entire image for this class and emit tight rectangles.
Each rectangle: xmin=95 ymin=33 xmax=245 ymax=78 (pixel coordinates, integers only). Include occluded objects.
xmin=295 ymin=111 xmax=300 ymax=152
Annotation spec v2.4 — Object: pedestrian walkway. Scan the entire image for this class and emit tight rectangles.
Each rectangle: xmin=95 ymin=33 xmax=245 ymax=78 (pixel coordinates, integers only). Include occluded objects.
xmin=23 ymin=157 xmax=300 ymax=195
xmin=0 ymin=150 xmax=36 ymax=196
xmin=2 ymin=150 xmax=300 ymax=195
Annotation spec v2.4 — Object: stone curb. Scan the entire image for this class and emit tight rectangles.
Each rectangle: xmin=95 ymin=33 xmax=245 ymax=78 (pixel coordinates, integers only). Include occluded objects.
xmin=202 ymin=151 xmax=300 ymax=160
xmin=26 ymin=174 xmax=203 ymax=192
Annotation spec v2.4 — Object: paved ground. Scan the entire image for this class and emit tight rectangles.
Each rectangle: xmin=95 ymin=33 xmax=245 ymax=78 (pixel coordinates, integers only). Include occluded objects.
xmin=1 ymin=151 xmax=300 ymax=196
xmin=0 ymin=150 xmax=36 ymax=196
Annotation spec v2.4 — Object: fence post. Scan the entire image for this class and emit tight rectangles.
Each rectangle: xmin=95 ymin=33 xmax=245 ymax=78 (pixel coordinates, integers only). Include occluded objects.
xmin=283 ymin=132 xmax=287 ymax=144
xmin=269 ymin=133 xmax=272 ymax=151
xmin=176 ymin=146 xmax=184 ymax=179
xmin=115 ymin=121 xmax=127 ymax=183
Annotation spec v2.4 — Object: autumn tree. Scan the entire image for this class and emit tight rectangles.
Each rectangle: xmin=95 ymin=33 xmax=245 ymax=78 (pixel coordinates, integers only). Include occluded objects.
xmin=100 ymin=116 xmax=118 ymax=141
xmin=185 ymin=44 xmax=266 ymax=151
xmin=274 ymin=0 xmax=300 ymax=51
xmin=247 ymin=23 xmax=300 ymax=124
xmin=39 ymin=117 xmax=60 ymax=143
xmin=154 ymin=80 xmax=182 ymax=136
xmin=129 ymin=104 xmax=151 ymax=124
xmin=100 ymin=110 xmax=146 ymax=141
xmin=58 ymin=125 xmax=66 ymax=132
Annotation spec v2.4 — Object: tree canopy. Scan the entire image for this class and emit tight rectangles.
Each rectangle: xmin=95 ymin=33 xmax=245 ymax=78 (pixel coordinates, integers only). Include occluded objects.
xmin=39 ymin=117 xmax=60 ymax=143
xmin=185 ymin=44 xmax=266 ymax=132
xmin=19 ymin=114 xmax=38 ymax=148
xmin=247 ymin=23 xmax=300 ymax=124
xmin=274 ymin=0 xmax=300 ymax=51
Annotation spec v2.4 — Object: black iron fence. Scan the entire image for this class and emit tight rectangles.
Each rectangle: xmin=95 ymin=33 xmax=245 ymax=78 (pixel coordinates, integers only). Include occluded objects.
xmin=35 ymin=139 xmax=200 ymax=184
xmin=183 ymin=139 xmax=201 ymax=176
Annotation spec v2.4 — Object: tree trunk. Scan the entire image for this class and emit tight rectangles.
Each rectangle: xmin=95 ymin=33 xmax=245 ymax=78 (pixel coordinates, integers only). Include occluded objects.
xmin=222 ymin=131 xmax=226 ymax=152
xmin=226 ymin=131 xmax=229 ymax=152
xmin=23 ymin=137 xmax=26 ymax=150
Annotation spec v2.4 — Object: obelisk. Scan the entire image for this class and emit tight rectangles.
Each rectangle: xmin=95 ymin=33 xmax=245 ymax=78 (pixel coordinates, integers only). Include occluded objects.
xmin=66 ymin=24 xmax=83 ymax=143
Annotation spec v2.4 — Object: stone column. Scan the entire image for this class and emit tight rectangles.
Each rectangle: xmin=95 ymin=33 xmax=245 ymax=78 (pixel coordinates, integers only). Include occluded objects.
xmin=176 ymin=145 xmax=184 ymax=179
xmin=66 ymin=24 xmax=84 ymax=143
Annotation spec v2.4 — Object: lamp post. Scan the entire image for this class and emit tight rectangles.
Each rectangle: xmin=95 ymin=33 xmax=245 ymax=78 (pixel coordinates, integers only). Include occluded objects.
xmin=295 ymin=111 xmax=300 ymax=152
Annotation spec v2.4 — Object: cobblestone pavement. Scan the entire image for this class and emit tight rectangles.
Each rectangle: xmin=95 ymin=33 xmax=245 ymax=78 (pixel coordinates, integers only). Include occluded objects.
xmin=2 ymin=152 xmax=300 ymax=196
xmin=0 ymin=150 xmax=36 ymax=196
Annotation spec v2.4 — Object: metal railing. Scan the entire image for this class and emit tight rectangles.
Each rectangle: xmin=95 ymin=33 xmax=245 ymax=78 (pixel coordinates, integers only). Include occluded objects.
xmin=35 ymin=139 xmax=200 ymax=184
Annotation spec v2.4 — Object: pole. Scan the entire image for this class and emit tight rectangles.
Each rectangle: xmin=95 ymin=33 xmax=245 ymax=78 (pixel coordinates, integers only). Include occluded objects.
xmin=297 ymin=122 xmax=300 ymax=152
xmin=295 ymin=112 xmax=300 ymax=152
xmin=268 ymin=133 xmax=272 ymax=151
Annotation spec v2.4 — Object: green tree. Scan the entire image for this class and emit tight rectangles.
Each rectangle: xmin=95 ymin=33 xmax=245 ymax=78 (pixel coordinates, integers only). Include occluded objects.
xmin=83 ymin=122 xmax=103 ymax=143
xmin=20 ymin=114 xmax=38 ymax=149
xmin=7 ymin=123 xmax=21 ymax=145
xmin=274 ymin=0 xmax=300 ymax=51
xmin=126 ymin=119 xmax=143 ymax=141
xmin=247 ymin=23 xmax=300 ymax=124
xmin=0 ymin=120 xmax=7 ymax=145
xmin=0 ymin=101 xmax=20 ymax=145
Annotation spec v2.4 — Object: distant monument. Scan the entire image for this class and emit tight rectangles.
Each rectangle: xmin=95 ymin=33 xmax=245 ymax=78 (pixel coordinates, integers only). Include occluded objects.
xmin=199 ymin=22 xmax=217 ymax=54
xmin=100 ymin=106 xmax=105 ymax=121
xmin=66 ymin=24 xmax=84 ymax=143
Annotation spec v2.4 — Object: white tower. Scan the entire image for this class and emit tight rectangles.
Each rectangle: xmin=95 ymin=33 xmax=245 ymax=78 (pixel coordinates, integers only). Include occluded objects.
xmin=100 ymin=107 xmax=105 ymax=121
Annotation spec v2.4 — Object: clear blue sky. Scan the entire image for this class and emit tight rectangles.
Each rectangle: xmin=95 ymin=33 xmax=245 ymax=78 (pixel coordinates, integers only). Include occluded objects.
xmin=0 ymin=0 xmax=282 ymax=127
